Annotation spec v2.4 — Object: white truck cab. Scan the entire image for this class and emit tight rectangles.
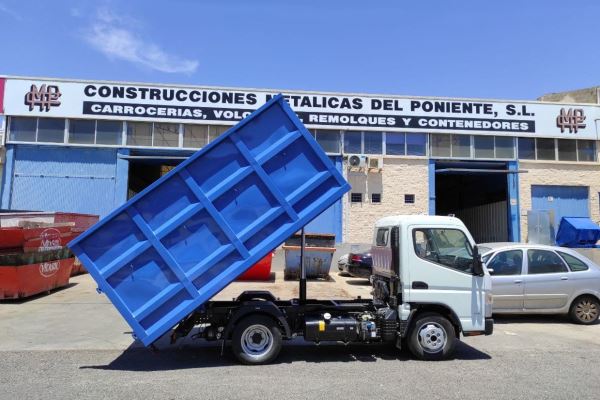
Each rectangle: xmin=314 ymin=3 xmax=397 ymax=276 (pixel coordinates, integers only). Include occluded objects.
xmin=371 ymin=215 xmax=493 ymax=359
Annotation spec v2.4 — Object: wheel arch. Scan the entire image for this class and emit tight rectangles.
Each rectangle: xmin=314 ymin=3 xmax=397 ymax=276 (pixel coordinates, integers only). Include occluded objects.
xmin=407 ymin=303 xmax=462 ymax=338
xmin=225 ymin=302 xmax=291 ymax=339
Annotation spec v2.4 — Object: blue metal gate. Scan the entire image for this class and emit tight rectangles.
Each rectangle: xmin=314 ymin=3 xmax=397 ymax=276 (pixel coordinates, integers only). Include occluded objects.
xmin=531 ymin=185 xmax=590 ymax=228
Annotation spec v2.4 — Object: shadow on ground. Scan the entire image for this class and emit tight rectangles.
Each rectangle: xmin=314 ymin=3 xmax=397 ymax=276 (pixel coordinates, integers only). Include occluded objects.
xmin=0 ymin=282 xmax=79 ymax=304
xmin=81 ymin=338 xmax=491 ymax=371
xmin=493 ymin=314 xmax=596 ymax=324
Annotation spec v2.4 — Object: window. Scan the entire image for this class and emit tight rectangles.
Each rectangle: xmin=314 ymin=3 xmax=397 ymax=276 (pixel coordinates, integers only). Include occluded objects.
xmin=557 ymin=251 xmax=589 ymax=272
xmin=371 ymin=193 xmax=382 ymax=203
xmin=9 ymin=117 xmax=37 ymax=142
xmin=557 ymin=139 xmax=577 ymax=161
xmin=350 ymin=193 xmax=362 ymax=203
xmin=577 ymin=140 xmax=596 ymax=162
xmin=364 ymin=131 xmax=383 ymax=154
xmin=527 ymin=249 xmax=568 ymax=274
xmin=495 ymin=136 xmax=515 ymax=159
xmin=404 ymin=194 xmax=415 ymax=204
xmin=413 ymin=228 xmax=474 ymax=273
xmin=127 ymin=122 xmax=152 ymax=146
xmin=473 ymin=136 xmax=494 ymax=158
xmin=536 ymin=138 xmax=555 ymax=160
xmin=69 ymin=119 xmax=95 ymax=144
xmin=153 ymin=123 xmax=179 ymax=147
xmin=96 ymin=120 xmax=122 ymax=145
xmin=431 ymin=134 xmax=451 ymax=157
xmin=518 ymin=137 xmax=536 ymax=160
xmin=315 ymin=130 xmax=341 ymax=153
xmin=385 ymin=132 xmax=405 ymax=155
xmin=451 ymin=135 xmax=470 ymax=158
xmin=375 ymin=228 xmax=389 ymax=246
xmin=37 ymin=118 xmax=64 ymax=143
xmin=406 ymin=133 xmax=427 ymax=156
xmin=344 ymin=131 xmax=362 ymax=153
xmin=487 ymin=250 xmax=523 ymax=276
xmin=209 ymin=125 xmax=229 ymax=142
xmin=183 ymin=125 xmax=208 ymax=148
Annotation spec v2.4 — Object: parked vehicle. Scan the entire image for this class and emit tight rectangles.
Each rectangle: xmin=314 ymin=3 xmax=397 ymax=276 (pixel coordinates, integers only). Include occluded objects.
xmin=338 ymin=251 xmax=372 ymax=279
xmin=480 ymin=242 xmax=600 ymax=324
xmin=70 ymin=96 xmax=493 ymax=364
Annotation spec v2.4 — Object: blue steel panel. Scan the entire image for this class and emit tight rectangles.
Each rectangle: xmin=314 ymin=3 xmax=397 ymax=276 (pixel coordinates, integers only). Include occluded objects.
xmin=69 ymin=95 xmax=351 ymax=345
xmin=531 ymin=185 xmax=590 ymax=228
xmin=304 ymin=156 xmax=343 ymax=242
xmin=507 ymin=161 xmax=520 ymax=242
xmin=7 ymin=146 xmax=118 ymax=216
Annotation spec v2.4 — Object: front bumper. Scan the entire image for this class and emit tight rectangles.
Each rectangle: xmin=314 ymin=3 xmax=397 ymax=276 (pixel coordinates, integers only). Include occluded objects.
xmin=485 ymin=318 xmax=494 ymax=335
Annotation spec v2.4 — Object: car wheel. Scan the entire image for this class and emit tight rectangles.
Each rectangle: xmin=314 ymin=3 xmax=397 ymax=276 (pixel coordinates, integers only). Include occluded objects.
xmin=569 ymin=296 xmax=600 ymax=325
xmin=407 ymin=313 xmax=456 ymax=361
xmin=232 ymin=315 xmax=282 ymax=365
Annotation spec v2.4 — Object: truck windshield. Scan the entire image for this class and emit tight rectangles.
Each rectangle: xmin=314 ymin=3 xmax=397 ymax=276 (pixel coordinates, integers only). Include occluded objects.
xmin=413 ymin=228 xmax=474 ymax=273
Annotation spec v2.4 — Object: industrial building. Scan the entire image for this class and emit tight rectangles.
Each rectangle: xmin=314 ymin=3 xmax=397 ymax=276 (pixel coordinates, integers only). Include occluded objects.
xmin=0 ymin=76 xmax=598 ymax=244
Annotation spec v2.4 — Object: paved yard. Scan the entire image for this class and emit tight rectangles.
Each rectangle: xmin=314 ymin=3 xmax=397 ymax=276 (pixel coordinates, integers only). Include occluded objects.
xmin=1 ymin=271 xmax=599 ymax=400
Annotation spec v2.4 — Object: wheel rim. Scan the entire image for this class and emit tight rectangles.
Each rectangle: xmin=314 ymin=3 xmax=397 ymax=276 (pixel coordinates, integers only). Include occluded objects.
xmin=241 ymin=324 xmax=273 ymax=358
xmin=575 ymin=299 xmax=599 ymax=322
xmin=418 ymin=322 xmax=447 ymax=353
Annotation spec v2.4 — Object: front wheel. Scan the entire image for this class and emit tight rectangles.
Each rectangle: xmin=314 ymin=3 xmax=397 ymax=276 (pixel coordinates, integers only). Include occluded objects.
xmin=407 ymin=314 xmax=456 ymax=361
xmin=231 ymin=315 xmax=282 ymax=365
xmin=570 ymin=296 xmax=600 ymax=325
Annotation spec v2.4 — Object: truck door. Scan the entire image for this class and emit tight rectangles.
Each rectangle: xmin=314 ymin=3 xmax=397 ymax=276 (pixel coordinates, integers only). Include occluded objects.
xmin=407 ymin=226 xmax=486 ymax=332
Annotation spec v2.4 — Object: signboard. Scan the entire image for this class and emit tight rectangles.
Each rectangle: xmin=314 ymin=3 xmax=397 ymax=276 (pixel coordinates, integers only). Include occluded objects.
xmin=3 ymin=77 xmax=600 ymax=139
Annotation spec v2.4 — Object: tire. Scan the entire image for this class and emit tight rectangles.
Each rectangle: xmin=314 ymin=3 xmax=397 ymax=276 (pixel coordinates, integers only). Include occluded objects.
xmin=569 ymin=296 xmax=600 ymax=325
xmin=407 ymin=313 xmax=456 ymax=361
xmin=231 ymin=315 xmax=282 ymax=365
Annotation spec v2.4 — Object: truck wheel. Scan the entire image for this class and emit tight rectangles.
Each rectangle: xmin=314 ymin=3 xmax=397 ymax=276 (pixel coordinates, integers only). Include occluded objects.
xmin=232 ymin=315 xmax=282 ymax=365
xmin=570 ymin=296 xmax=600 ymax=325
xmin=408 ymin=313 xmax=456 ymax=361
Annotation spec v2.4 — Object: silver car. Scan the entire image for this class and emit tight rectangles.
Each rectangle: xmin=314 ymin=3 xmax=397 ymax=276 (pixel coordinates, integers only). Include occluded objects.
xmin=480 ymin=243 xmax=600 ymax=324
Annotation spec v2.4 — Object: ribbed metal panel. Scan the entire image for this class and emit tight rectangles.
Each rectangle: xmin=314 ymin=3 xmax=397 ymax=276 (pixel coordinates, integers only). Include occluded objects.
xmin=9 ymin=145 xmax=118 ymax=216
xmin=531 ymin=185 xmax=589 ymax=228
xmin=455 ymin=200 xmax=508 ymax=243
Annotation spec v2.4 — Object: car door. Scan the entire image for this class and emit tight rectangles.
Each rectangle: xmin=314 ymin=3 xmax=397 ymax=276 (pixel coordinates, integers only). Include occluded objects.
xmin=487 ymin=249 xmax=525 ymax=312
xmin=523 ymin=248 xmax=572 ymax=311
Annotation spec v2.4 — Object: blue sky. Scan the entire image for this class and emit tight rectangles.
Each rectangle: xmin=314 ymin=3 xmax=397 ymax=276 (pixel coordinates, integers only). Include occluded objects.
xmin=0 ymin=0 xmax=599 ymax=100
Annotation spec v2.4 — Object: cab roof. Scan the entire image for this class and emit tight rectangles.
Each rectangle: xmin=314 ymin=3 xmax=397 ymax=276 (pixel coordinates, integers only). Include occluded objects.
xmin=374 ymin=215 xmax=466 ymax=228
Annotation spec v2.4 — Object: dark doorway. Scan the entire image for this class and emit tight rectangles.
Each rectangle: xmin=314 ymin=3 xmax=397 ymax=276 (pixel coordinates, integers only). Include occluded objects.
xmin=127 ymin=160 xmax=181 ymax=199
xmin=435 ymin=161 xmax=509 ymax=243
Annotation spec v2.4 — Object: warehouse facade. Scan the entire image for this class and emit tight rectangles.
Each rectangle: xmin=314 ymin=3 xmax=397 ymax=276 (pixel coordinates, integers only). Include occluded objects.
xmin=0 ymin=76 xmax=599 ymax=244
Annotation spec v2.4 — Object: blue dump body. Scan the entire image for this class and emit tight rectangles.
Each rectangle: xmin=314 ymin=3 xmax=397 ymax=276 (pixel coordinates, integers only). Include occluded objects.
xmin=68 ymin=95 xmax=351 ymax=345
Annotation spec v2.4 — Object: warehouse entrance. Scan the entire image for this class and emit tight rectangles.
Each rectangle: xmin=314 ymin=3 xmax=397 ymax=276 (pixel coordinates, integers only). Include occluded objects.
xmin=125 ymin=151 xmax=193 ymax=199
xmin=433 ymin=161 xmax=519 ymax=243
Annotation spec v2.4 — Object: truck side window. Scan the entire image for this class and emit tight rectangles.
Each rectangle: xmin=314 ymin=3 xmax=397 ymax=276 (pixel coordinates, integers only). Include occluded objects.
xmin=375 ymin=228 xmax=389 ymax=246
xmin=412 ymin=228 xmax=474 ymax=274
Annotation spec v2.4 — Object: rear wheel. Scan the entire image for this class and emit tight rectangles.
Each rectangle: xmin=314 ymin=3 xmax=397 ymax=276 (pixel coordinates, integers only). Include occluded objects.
xmin=232 ymin=315 xmax=282 ymax=365
xmin=407 ymin=313 xmax=456 ymax=361
xmin=570 ymin=296 xmax=600 ymax=325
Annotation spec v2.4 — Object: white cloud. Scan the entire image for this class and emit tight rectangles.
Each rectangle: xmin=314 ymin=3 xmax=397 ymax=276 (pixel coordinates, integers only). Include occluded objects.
xmin=0 ymin=3 xmax=23 ymax=21
xmin=84 ymin=8 xmax=198 ymax=74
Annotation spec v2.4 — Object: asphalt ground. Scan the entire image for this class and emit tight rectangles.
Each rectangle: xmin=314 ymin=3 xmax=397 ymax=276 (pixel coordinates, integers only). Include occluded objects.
xmin=1 ymin=271 xmax=600 ymax=399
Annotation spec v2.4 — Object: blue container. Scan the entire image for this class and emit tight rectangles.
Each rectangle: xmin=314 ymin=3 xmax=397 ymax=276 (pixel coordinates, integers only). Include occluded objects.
xmin=282 ymin=245 xmax=336 ymax=280
xmin=68 ymin=95 xmax=350 ymax=346
xmin=556 ymin=217 xmax=600 ymax=248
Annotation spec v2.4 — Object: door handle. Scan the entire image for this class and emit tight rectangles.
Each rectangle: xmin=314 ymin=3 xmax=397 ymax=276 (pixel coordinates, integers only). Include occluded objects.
xmin=514 ymin=279 xmax=522 ymax=284
xmin=412 ymin=281 xmax=429 ymax=289
xmin=560 ymin=277 xmax=569 ymax=281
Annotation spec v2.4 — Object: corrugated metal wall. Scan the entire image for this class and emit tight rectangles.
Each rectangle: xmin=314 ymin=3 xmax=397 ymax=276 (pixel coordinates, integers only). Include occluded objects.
xmin=455 ymin=200 xmax=508 ymax=243
xmin=4 ymin=145 xmax=119 ymax=217
xmin=531 ymin=185 xmax=589 ymax=228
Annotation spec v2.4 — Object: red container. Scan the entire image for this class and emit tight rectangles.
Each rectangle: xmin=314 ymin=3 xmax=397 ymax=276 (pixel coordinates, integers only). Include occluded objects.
xmin=0 ymin=257 xmax=75 ymax=299
xmin=70 ymin=257 xmax=87 ymax=276
xmin=237 ymin=252 xmax=274 ymax=281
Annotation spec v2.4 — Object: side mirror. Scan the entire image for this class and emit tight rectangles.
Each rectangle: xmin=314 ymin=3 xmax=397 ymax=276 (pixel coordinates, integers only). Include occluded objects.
xmin=472 ymin=245 xmax=484 ymax=276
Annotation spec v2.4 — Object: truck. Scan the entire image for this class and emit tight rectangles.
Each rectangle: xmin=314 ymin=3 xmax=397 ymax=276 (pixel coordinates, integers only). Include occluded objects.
xmin=68 ymin=95 xmax=492 ymax=364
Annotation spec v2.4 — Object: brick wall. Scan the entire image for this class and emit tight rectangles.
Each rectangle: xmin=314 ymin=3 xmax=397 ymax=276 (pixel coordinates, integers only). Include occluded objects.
xmin=518 ymin=160 xmax=600 ymax=240
xmin=344 ymin=157 xmax=429 ymax=243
